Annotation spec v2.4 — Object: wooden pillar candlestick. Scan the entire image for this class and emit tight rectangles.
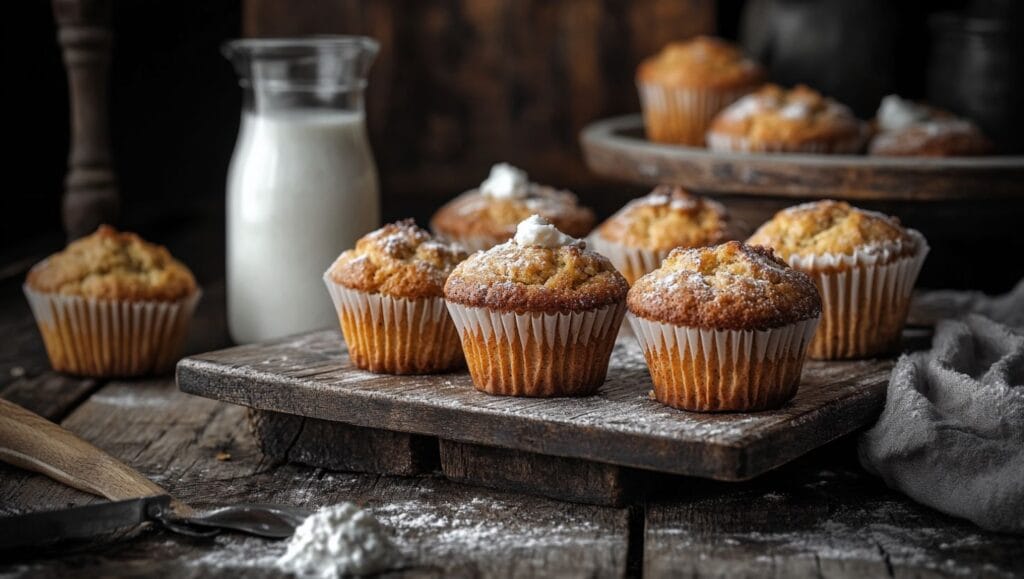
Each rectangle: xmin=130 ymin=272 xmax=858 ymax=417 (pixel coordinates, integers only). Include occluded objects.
xmin=52 ymin=0 xmax=119 ymax=240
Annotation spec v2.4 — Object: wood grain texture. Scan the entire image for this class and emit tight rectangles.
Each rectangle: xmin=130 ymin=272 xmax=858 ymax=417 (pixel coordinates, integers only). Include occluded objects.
xmin=1 ymin=380 xmax=630 ymax=578
xmin=643 ymin=444 xmax=1024 ymax=579
xmin=178 ymin=330 xmax=892 ymax=481
xmin=581 ymin=115 xmax=1024 ymax=201
xmin=247 ymin=409 xmax=439 ymax=476
xmin=440 ymin=440 xmax=631 ymax=507
xmin=0 ymin=398 xmax=168 ymax=504
xmin=241 ymin=0 xmax=715 ymax=216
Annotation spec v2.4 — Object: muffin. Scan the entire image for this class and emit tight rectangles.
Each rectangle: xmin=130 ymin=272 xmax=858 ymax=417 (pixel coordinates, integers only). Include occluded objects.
xmin=590 ymin=185 xmax=731 ymax=285
xmin=747 ymin=200 xmax=929 ymax=359
xmin=431 ymin=163 xmax=596 ymax=252
xmin=637 ymin=36 xmax=765 ymax=146
xmin=706 ymin=84 xmax=867 ymax=154
xmin=444 ymin=215 xmax=628 ymax=397
xmin=868 ymin=94 xmax=993 ymax=157
xmin=24 ymin=225 xmax=200 ymax=377
xmin=627 ymin=241 xmax=820 ymax=412
xmin=325 ymin=220 xmax=468 ymax=374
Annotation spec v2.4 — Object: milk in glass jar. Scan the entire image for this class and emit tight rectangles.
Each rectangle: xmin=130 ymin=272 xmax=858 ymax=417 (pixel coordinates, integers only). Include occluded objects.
xmin=223 ymin=37 xmax=380 ymax=343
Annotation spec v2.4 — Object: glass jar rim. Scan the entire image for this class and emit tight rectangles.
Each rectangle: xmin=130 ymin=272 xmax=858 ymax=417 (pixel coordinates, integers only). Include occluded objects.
xmin=222 ymin=35 xmax=380 ymax=59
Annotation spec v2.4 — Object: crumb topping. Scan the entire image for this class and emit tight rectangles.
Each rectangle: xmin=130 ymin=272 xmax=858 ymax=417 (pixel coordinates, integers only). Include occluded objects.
xmin=431 ymin=170 xmax=596 ymax=247
xmin=328 ymin=220 xmax=468 ymax=299
xmin=709 ymin=84 xmax=863 ymax=145
xmin=628 ymin=241 xmax=821 ymax=330
xmin=747 ymin=200 xmax=918 ymax=260
xmin=596 ymin=186 xmax=730 ymax=251
xmin=444 ymin=219 xmax=627 ymax=313
xmin=637 ymin=36 xmax=764 ymax=88
xmin=26 ymin=225 xmax=197 ymax=302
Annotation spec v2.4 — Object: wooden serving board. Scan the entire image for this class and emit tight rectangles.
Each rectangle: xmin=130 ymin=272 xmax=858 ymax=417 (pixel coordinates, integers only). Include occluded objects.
xmin=580 ymin=115 xmax=1024 ymax=201
xmin=178 ymin=329 xmax=892 ymax=503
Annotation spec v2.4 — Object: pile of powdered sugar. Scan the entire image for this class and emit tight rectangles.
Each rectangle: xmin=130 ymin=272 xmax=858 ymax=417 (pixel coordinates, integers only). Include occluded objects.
xmin=276 ymin=502 xmax=400 ymax=578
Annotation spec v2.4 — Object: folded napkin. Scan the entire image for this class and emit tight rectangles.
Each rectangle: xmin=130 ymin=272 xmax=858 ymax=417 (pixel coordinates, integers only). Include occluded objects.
xmin=859 ymin=314 xmax=1024 ymax=533
xmin=908 ymin=279 xmax=1024 ymax=329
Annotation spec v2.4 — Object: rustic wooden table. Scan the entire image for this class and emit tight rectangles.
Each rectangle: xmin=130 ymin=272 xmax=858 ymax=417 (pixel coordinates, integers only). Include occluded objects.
xmin=1 ymin=220 xmax=1021 ymax=578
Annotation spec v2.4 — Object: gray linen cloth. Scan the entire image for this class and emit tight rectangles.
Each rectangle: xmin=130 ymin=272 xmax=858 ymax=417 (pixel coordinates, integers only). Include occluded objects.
xmin=859 ymin=313 xmax=1024 ymax=533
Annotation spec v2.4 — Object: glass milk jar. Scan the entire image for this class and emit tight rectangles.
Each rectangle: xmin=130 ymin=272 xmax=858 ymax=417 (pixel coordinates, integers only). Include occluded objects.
xmin=223 ymin=37 xmax=380 ymax=343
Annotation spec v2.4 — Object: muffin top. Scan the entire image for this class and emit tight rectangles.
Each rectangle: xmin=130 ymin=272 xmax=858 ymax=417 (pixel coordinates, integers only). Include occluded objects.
xmin=328 ymin=220 xmax=468 ymax=299
xmin=636 ymin=36 xmax=764 ymax=89
xmin=26 ymin=225 xmax=197 ymax=301
xmin=596 ymin=186 xmax=730 ymax=251
xmin=444 ymin=215 xmax=628 ymax=313
xmin=747 ymin=200 xmax=919 ymax=260
xmin=431 ymin=163 xmax=596 ymax=246
xmin=708 ymin=84 xmax=863 ymax=145
xmin=868 ymin=94 xmax=992 ymax=157
xmin=628 ymin=241 xmax=821 ymax=330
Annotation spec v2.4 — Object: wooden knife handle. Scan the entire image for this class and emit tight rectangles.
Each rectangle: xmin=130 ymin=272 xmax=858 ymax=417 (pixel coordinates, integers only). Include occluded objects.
xmin=0 ymin=398 xmax=174 ymax=506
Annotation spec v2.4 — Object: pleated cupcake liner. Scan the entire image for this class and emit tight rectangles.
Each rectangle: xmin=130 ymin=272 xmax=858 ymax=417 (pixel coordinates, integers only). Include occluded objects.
xmin=446 ymin=302 xmax=626 ymax=397
xmin=705 ymin=130 xmax=867 ymax=154
xmin=788 ymin=230 xmax=929 ymax=359
xmin=588 ymin=234 xmax=673 ymax=286
xmin=324 ymin=278 xmax=464 ymax=375
xmin=638 ymin=83 xmax=755 ymax=146
xmin=628 ymin=315 xmax=819 ymax=412
xmin=23 ymin=286 xmax=200 ymax=377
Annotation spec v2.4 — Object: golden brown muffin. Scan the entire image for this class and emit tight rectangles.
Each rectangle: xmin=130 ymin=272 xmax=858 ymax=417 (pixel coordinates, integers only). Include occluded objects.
xmin=430 ymin=163 xmax=596 ymax=252
xmin=627 ymin=241 xmax=821 ymax=412
xmin=328 ymin=219 xmax=468 ymax=300
xmin=706 ymin=84 xmax=866 ymax=154
xmin=747 ymin=200 xmax=928 ymax=359
xmin=596 ymin=186 xmax=729 ymax=251
xmin=868 ymin=95 xmax=993 ymax=157
xmin=637 ymin=36 xmax=764 ymax=145
xmin=628 ymin=241 xmax=820 ymax=331
xmin=746 ymin=200 xmax=919 ymax=264
xmin=444 ymin=215 xmax=628 ymax=397
xmin=24 ymin=225 xmax=200 ymax=377
xmin=325 ymin=220 xmax=467 ymax=375
xmin=592 ymin=186 xmax=730 ymax=285
xmin=27 ymin=225 xmax=197 ymax=301
xmin=636 ymin=36 xmax=765 ymax=89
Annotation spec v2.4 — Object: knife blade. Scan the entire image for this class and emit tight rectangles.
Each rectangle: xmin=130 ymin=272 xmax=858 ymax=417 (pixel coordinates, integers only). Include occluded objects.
xmin=0 ymin=495 xmax=171 ymax=549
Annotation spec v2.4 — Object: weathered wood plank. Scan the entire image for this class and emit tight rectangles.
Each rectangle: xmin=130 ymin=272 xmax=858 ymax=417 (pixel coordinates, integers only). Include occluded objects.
xmin=440 ymin=440 xmax=631 ymax=507
xmin=0 ymin=379 xmax=630 ymax=578
xmin=178 ymin=330 xmax=891 ymax=480
xmin=643 ymin=443 xmax=1024 ymax=579
xmin=248 ymin=409 xmax=439 ymax=476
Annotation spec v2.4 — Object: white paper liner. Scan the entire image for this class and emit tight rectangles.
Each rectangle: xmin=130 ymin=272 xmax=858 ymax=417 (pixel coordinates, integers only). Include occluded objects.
xmin=638 ymin=83 xmax=754 ymax=145
xmin=588 ymin=234 xmax=672 ymax=285
xmin=628 ymin=315 xmax=819 ymax=412
xmin=705 ymin=130 xmax=867 ymax=154
xmin=23 ymin=286 xmax=200 ymax=377
xmin=787 ymin=230 xmax=930 ymax=359
xmin=324 ymin=277 xmax=463 ymax=374
xmin=446 ymin=301 xmax=626 ymax=396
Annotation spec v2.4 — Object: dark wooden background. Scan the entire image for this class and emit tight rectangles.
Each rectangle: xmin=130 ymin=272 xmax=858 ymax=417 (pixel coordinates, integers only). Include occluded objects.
xmin=5 ymin=0 xmax=1022 ymax=292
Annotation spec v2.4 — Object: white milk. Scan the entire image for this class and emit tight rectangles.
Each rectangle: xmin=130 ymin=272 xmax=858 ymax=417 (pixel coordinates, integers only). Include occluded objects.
xmin=226 ymin=111 xmax=379 ymax=343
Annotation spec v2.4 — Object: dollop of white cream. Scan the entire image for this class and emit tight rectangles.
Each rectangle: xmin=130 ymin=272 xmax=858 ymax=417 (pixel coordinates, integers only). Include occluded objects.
xmin=877 ymin=94 xmax=931 ymax=132
xmin=513 ymin=215 xmax=582 ymax=249
xmin=277 ymin=503 xmax=399 ymax=579
xmin=480 ymin=163 xmax=529 ymax=199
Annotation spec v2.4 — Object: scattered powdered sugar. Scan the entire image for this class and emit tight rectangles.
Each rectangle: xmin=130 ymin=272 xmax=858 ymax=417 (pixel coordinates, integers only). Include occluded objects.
xmin=779 ymin=101 xmax=811 ymax=120
xmin=512 ymin=215 xmax=582 ymax=248
xmin=371 ymin=496 xmax=613 ymax=558
xmin=876 ymin=94 xmax=932 ymax=132
xmin=276 ymin=502 xmax=400 ymax=578
xmin=480 ymin=163 xmax=529 ymax=199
